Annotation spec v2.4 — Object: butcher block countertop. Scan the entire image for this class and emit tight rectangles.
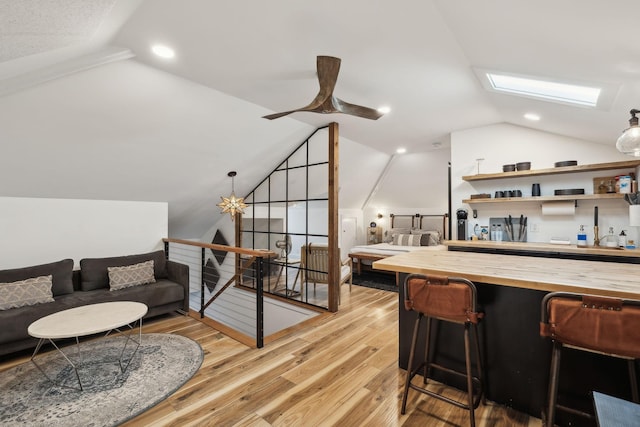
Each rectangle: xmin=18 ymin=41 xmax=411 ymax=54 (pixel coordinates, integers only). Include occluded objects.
xmin=373 ymin=250 xmax=640 ymax=299
xmin=444 ymin=240 xmax=640 ymax=258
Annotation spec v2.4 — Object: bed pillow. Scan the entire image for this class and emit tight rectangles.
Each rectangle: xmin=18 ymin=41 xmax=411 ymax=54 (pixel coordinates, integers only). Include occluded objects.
xmin=410 ymin=229 xmax=442 ymax=246
xmin=108 ymin=260 xmax=156 ymax=291
xmin=410 ymin=228 xmax=428 ymax=234
xmin=0 ymin=275 xmax=54 ymax=310
xmin=392 ymin=234 xmax=421 ymax=246
xmin=420 ymin=231 xmax=441 ymax=246
xmin=385 ymin=227 xmax=411 ymax=243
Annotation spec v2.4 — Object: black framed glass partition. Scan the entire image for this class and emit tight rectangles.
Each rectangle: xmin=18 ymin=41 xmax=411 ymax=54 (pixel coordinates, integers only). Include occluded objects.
xmin=240 ymin=126 xmax=332 ymax=309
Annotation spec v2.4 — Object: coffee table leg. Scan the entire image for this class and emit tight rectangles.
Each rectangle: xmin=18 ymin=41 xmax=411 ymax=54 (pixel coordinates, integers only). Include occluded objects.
xmin=30 ymin=319 xmax=143 ymax=391
xmin=30 ymin=337 xmax=84 ymax=391
xmin=114 ymin=317 xmax=143 ymax=373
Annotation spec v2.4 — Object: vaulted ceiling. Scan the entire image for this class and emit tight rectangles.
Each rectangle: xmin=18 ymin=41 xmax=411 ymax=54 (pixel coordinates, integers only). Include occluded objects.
xmin=1 ymin=1 xmax=638 ymax=237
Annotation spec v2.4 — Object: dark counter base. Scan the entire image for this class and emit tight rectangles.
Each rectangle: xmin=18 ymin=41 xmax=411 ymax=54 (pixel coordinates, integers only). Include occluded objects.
xmin=398 ymin=273 xmax=639 ymax=426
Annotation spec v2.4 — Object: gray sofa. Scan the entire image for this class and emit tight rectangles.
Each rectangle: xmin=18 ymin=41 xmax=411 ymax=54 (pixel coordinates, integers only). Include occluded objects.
xmin=0 ymin=250 xmax=189 ymax=357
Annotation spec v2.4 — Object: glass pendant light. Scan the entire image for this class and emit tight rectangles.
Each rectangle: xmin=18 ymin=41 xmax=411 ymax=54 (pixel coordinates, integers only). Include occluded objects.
xmin=616 ymin=109 xmax=640 ymax=157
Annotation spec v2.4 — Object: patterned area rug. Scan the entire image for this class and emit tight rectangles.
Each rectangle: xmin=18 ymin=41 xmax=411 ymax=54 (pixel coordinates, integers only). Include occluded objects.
xmin=352 ymin=270 xmax=398 ymax=292
xmin=0 ymin=333 xmax=203 ymax=427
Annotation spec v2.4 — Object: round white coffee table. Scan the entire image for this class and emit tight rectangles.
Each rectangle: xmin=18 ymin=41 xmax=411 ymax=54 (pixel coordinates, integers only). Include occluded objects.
xmin=28 ymin=301 xmax=148 ymax=390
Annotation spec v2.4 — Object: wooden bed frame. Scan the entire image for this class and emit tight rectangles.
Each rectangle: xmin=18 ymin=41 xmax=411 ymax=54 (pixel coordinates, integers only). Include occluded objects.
xmin=389 ymin=213 xmax=448 ymax=232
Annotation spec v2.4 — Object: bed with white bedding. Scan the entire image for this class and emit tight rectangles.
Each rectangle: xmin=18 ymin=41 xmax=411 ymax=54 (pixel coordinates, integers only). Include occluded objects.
xmin=348 ymin=242 xmax=445 ymax=257
xmin=348 ymin=213 xmax=448 ymax=271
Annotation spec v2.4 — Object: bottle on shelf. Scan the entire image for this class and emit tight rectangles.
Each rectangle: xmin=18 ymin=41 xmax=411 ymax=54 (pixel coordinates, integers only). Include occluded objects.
xmin=619 ymin=230 xmax=627 ymax=248
xmin=577 ymin=225 xmax=587 ymax=247
xmin=606 ymin=226 xmax=617 ymax=247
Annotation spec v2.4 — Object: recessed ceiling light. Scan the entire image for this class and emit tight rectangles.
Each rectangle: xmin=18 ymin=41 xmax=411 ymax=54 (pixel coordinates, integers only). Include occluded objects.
xmin=151 ymin=44 xmax=175 ymax=59
xmin=486 ymin=72 xmax=600 ymax=107
xmin=432 ymin=142 xmax=443 ymax=148
xmin=524 ymin=113 xmax=541 ymax=121
xmin=396 ymin=147 xmax=407 ymax=154
xmin=377 ymin=106 xmax=391 ymax=114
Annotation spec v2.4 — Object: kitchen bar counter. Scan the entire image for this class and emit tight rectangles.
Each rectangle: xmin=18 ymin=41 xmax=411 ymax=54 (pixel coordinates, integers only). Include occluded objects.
xmin=374 ymin=249 xmax=640 ymax=299
xmin=374 ymin=250 xmax=640 ymax=424
xmin=444 ymin=240 xmax=640 ymax=260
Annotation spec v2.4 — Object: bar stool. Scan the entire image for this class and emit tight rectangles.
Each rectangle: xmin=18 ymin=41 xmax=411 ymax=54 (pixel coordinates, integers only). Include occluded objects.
xmin=540 ymin=292 xmax=640 ymax=427
xmin=400 ymin=273 xmax=485 ymax=427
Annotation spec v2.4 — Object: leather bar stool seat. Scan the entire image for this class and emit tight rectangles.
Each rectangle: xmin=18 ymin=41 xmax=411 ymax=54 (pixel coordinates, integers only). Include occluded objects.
xmin=400 ymin=273 xmax=485 ymax=427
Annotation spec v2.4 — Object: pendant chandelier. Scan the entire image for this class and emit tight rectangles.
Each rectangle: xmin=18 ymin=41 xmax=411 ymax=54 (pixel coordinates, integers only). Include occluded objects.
xmin=217 ymin=171 xmax=247 ymax=221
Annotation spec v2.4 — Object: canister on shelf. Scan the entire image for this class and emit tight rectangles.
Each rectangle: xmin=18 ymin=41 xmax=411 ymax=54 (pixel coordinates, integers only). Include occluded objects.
xmin=619 ymin=175 xmax=632 ymax=194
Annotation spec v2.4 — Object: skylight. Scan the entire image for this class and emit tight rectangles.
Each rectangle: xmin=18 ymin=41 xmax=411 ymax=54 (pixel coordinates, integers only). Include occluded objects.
xmin=486 ymin=73 xmax=601 ymax=107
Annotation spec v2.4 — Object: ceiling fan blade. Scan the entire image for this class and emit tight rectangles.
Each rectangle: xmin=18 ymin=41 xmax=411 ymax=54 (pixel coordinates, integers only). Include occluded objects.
xmin=262 ymin=98 xmax=326 ymax=119
xmin=316 ymin=56 xmax=341 ymax=100
xmin=333 ymin=97 xmax=384 ymax=120
xmin=262 ymin=110 xmax=297 ymax=120
xmin=262 ymin=103 xmax=326 ymax=120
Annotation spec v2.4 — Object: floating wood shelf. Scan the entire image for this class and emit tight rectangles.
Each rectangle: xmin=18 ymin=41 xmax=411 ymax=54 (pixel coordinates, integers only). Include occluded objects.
xmin=463 ymin=193 xmax=625 ymax=204
xmin=462 ymin=160 xmax=640 ymax=182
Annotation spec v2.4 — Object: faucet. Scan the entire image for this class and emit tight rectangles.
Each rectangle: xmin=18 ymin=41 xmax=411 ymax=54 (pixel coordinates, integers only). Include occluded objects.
xmin=593 ymin=206 xmax=599 ymax=246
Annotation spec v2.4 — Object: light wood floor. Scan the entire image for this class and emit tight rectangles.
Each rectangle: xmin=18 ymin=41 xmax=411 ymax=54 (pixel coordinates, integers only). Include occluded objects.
xmin=1 ymin=285 xmax=541 ymax=426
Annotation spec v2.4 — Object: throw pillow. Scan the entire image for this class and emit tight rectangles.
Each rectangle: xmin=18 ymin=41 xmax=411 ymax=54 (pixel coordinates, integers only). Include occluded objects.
xmin=0 ymin=275 xmax=54 ymax=310
xmin=392 ymin=233 xmax=421 ymax=246
xmin=108 ymin=260 xmax=156 ymax=291
xmin=418 ymin=231 xmax=442 ymax=246
xmin=385 ymin=227 xmax=411 ymax=243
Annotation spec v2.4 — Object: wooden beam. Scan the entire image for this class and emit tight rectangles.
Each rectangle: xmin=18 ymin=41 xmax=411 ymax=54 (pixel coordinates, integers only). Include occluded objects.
xmin=328 ymin=122 xmax=339 ymax=312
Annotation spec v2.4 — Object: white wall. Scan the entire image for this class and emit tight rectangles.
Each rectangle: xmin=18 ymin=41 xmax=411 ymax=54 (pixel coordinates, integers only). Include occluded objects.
xmin=0 ymin=197 xmax=168 ymax=269
xmin=451 ymin=123 xmax=637 ymax=244
xmin=360 ymin=148 xmax=451 ymax=243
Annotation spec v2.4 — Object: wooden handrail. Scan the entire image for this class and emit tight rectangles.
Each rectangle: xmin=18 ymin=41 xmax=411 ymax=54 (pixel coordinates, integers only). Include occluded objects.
xmin=163 ymin=238 xmax=278 ymax=258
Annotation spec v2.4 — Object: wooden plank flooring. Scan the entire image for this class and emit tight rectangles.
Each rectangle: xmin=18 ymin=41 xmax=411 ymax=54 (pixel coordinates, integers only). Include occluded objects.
xmin=1 ymin=286 xmax=541 ymax=426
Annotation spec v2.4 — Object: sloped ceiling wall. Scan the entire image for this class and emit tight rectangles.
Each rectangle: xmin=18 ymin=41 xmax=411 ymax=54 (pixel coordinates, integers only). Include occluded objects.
xmin=0 ymin=59 xmax=312 ymax=237
xmin=366 ymin=148 xmax=451 ymax=213
xmin=0 ymin=58 xmax=397 ymax=238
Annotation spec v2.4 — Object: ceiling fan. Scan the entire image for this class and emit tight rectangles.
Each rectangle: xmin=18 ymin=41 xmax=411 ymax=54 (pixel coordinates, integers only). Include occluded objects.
xmin=262 ymin=55 xmax=384 ymax=121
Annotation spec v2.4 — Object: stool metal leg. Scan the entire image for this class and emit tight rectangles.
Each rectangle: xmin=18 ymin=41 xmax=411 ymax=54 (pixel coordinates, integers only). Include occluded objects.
xmin=546 ymin=341 xmax=562 ymax=427
xmin=629 ymin=359 xmax=639 ymax=403
xmin=464 ymin=323 xmax=476 ymax=427
xmin=401 ymin=313 xmax=423 ymax=415
xmin=423 ymin=316 xmax=432 ymax=384
xmin=472 ymin=323 xmax=485 ymax=405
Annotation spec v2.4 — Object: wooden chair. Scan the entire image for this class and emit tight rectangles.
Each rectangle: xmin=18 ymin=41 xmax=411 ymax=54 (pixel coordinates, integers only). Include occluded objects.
xmin=299 ymin=243 xmax=352 ymax=303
